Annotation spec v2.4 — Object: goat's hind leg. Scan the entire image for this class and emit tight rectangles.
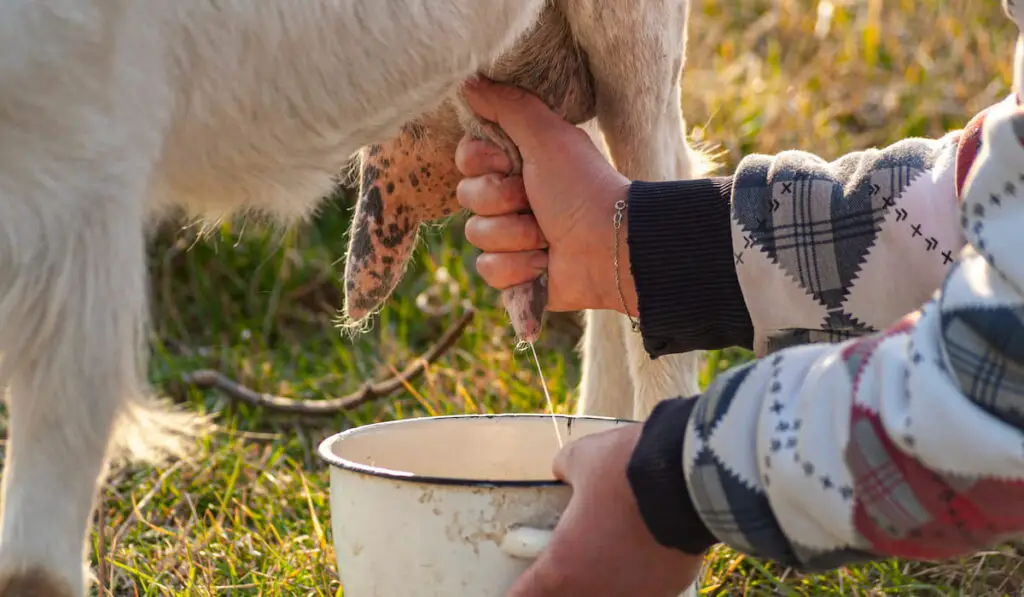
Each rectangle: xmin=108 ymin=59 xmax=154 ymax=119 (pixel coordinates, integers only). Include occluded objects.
xmin=574 ymin=122 xmax=635 ymax=421
xmin=563 ymin=0 xmax=708 ymax=594
xmin=561 ymin=0 xmax=708 ymax=418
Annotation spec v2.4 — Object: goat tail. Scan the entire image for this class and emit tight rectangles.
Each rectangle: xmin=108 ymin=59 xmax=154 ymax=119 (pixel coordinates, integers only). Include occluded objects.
xmin=107 ymin=295 xmax=212 ymax=469
xmin=108 ymin=391 xmax=213 ymax=467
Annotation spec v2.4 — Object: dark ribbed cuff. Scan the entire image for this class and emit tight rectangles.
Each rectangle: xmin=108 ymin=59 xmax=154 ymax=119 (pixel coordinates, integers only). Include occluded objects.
xmin=627 ymin=396 xmax=717 ymax=555
xmin=626 ymin=177 xmax=754 ymax=359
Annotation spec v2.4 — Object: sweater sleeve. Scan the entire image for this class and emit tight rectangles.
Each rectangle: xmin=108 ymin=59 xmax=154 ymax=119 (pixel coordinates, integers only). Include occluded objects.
xmin=626 ymin=177 xmax=755 ymax=356
xmin=627 ymin=98 xmax=1024 ymax=570
xmin=628 ymin=108 xmax=987 ymax=360
xmin=729 ymin=128 xmax=968 ymax=356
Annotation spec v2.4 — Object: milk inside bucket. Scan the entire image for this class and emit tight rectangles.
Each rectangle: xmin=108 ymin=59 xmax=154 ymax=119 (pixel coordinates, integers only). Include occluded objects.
xmin=317 ymin=413 xmax=634 ymax=596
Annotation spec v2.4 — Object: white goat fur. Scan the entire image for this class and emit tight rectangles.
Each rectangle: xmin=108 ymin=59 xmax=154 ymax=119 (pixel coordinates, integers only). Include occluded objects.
xmin=0 ymin=0 xmax=708 ymax=595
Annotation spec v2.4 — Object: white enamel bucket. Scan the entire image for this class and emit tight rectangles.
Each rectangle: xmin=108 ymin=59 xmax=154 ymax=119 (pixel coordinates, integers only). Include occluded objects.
xmin=317 ymin=413 xmax=635 ymax=597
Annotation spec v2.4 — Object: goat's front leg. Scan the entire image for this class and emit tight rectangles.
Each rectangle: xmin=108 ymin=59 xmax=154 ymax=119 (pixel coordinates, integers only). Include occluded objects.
xmin=561 ymin=0 xmax=707 ymax=418
xmin=574 ymin=121 xmax=635 ymax=420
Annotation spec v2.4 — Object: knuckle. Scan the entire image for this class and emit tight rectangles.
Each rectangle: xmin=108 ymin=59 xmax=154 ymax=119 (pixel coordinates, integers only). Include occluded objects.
xmin=469 ymin=143 xmax=496 ymax=170
xmin=498 ymin=176 xmax=523 ymax=207
xmin=525 ymin=217 xmax=546 ymax=248
xmin=456 ymin=136 xmax=509 ymax=177
xmin=553 ymin=129 xmax=586 ymax=155
xmin=487 ymin=150 xmax=514 ymax=175
xmin=482 ymin=173 xmax=509 ymax=206
xmin=496 ymin=82 xmax=528 ymax=102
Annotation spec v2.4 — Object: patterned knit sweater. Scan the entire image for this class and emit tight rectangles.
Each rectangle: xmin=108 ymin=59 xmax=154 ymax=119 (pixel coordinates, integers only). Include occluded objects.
xmin=623 ymin=1 xmax=1024 ymax=570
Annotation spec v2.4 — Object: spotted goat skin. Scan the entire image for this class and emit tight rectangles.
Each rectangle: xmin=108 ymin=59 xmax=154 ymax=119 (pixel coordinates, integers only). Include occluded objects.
xmin=343 ymin=2 xmax=597 ymax=341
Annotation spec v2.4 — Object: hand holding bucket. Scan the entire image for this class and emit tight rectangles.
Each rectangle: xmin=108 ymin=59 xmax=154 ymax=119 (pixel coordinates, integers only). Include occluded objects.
xmin=317 ymin=414 xmax=631 ymax=597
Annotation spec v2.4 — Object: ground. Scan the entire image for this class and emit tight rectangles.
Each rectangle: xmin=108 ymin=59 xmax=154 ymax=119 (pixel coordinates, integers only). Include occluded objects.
xmin=3 ymin=0 xmax=1021 ymax=595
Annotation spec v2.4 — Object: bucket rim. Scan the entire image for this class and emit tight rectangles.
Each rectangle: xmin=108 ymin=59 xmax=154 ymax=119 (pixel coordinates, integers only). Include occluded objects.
xmin=316 ymin=413 xmax=637 ymax=487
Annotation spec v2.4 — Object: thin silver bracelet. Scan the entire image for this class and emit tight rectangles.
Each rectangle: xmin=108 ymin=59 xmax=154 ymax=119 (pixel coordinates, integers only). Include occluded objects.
xmin=613 ymin=198 xmax=641 ymax=332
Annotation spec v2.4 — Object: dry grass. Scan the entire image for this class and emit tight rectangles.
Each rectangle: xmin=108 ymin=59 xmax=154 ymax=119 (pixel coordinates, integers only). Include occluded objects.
xmin=4 ymin=0 xmax=1022 ymax=595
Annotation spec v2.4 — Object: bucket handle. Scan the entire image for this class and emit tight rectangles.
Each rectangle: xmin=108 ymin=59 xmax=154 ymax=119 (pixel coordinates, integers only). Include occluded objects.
xmin=499 ymin=525 xmax=554 ymax=560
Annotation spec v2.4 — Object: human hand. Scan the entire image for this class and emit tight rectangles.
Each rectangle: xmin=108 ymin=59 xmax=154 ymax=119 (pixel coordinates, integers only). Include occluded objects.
xmin=503 ymin=425 xmax=704 ymax=597
xmin=457 ymin=78 xmax=637 ymax=315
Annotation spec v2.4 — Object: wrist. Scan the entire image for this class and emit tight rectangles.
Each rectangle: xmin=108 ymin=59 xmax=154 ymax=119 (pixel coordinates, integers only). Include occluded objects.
xmin=627 ymin=396 xmax=717 ymax=555
xmin=626 ymin=177 xmax=754 ymax=358
xmin=596 ymin=181 xmax=639 ymax=316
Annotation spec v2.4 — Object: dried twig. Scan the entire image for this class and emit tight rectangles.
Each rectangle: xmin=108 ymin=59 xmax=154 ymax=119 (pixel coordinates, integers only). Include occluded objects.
xmin=96 ymin=499 xmax=108 ymax=596
xmin=182 ymin=308 xmax=475 ymax=415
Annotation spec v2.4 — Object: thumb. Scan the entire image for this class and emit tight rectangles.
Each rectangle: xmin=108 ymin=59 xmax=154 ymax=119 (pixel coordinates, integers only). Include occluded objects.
xmin=551 ymin=437 xmax=583 ymax=484
xmin=461 ymin=78 xmax=568 ymax=154
xmin=503 ymin=552 xmax=561 ymax=597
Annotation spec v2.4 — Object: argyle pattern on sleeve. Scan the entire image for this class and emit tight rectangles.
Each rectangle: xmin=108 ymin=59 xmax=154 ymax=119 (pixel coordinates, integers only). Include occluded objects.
xmin=680 ymin=98 xmax=1024 ymax=569
xmin=728 ymin=129 xmax=972 ymax=356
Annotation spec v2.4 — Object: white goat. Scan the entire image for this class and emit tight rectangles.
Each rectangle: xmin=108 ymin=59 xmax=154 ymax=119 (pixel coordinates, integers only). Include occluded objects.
xmin=0 ymin=0 xmax=709 ymax=595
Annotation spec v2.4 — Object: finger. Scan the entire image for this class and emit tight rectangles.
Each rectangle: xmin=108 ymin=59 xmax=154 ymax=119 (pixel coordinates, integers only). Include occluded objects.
xmin=503 ymin=497 xmax=594 ymax=597
xmin=503 ymin=555 xmax=562 ymax=597
xmin=550 ymin=427 xmax=624 ymax=484
xmin=475 ymin=251 xmax=547 ymax=290
xmin=502 ymin=504 xmax=579 ymax=597
xmin=461 ymin=78 xmax=569 ymax=154
xmin=464 ymin=213 xmax=547 ymax=253
xmin=455 ymin=136 xmax=514 ymax=177
xmin=456 ymin=174 xmax=529 ymax=216
xmin=551 ymin=440 xmax=578 ymax=483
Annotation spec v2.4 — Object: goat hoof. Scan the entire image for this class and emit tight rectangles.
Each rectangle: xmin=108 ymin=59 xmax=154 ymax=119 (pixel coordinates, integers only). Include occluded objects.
xmin=0 ymin=568 xmax=77 ymax=597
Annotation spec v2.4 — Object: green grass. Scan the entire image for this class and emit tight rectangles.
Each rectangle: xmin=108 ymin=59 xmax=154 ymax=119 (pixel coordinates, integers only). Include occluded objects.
xmin=17 ymin=0 xmax=1024 ymax=594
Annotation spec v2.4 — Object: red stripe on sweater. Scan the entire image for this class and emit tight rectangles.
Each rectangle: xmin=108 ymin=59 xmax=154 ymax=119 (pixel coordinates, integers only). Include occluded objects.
xmin=849 ymin=406 xmax=1024 ymax=560
xmin=954 ymin=108 xmax=988 ymax=202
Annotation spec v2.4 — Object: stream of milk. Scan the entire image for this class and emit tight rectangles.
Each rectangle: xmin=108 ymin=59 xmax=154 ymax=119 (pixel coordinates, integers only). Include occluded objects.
xmin=526 ymin=341 xmax=565 ymax=449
